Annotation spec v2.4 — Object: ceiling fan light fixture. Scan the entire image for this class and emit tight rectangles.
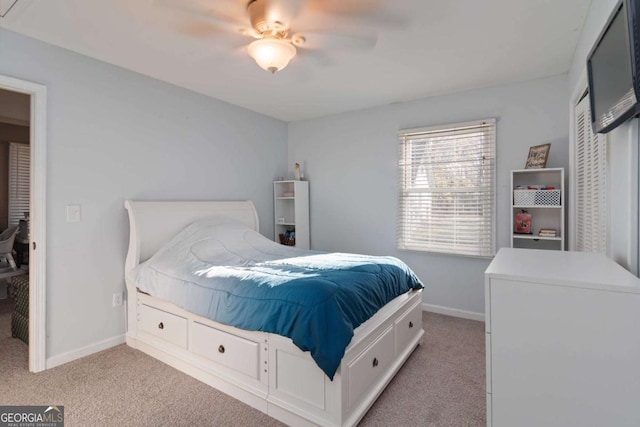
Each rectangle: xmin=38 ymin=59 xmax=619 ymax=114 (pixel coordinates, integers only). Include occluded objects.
xmin=247 ymin=38 xmax=296 ymax=74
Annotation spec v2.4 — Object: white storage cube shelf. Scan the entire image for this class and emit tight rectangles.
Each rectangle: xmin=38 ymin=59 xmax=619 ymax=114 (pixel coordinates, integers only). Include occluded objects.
xmin=274 ymin=180 xmax=310 ymax=249
xmin=511 ymin=168 xmax=564 ymax=251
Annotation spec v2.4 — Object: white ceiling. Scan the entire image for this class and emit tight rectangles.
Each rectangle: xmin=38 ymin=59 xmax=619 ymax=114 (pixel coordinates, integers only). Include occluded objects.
xmin=0 ymin=0 xmax=591 ymax=122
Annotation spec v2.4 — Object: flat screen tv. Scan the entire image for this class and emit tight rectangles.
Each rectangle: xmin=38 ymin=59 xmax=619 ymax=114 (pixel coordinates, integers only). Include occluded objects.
xmin=587 ymin=0 xmax=640 ymax=134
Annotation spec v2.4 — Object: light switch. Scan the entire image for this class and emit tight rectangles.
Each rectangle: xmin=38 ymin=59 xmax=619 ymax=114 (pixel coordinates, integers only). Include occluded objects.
xmin=66 ymin=205 xmax=81 ymax=223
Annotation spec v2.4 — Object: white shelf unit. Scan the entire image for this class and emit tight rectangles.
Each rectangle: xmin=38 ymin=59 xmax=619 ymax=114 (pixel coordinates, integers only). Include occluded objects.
xmin=274 ymin=180 xmax=309 ymax=249
xmin=510 ymin=168 xmax=564 ymax=251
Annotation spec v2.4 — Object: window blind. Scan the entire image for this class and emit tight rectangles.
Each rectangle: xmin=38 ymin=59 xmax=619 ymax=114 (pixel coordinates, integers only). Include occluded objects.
xmin=575 ymin=92 xmax=607 ymax=253
xmin=398 ymin=119 xmax=496 ymax=257
xmin=8 ymin=142 xmax=30 ymax=227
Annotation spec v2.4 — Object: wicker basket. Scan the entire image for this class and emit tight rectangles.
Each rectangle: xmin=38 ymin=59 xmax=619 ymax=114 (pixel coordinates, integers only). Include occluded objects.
xmin=513 ymin=189 xmax=561 ymax=206
xmin=278 ymin=234 xmax=296 ymax=246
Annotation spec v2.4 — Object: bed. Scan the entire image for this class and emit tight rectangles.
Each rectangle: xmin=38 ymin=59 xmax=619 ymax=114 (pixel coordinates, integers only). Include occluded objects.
xmin=124 ymin=200 xmax=424 ymax=427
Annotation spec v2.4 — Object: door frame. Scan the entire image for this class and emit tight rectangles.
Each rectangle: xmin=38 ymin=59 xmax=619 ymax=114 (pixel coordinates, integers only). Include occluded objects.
xmin=0 ymin=74 xmax=47 ymax=372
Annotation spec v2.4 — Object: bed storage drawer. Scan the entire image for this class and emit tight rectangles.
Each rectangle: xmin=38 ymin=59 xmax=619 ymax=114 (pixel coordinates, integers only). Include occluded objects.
xmin=139 ymin=304 xmax=187 ymax=348
xmin=394 ymin=301 xmax=422 ymax=355
xmin=347 ymin=325 xmax=394 ymax=407
xmin=191 ymin=322 xmax=260 ymax=380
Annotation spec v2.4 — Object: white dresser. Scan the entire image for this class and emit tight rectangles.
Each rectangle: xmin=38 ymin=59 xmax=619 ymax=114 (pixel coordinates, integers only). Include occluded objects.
xmin=485 ymin=248 xmax=640 ymax=427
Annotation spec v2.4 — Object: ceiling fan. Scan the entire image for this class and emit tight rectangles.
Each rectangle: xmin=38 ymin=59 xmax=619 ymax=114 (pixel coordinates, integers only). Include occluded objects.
xmin=155 ymin=0 xmax=392 ymax=74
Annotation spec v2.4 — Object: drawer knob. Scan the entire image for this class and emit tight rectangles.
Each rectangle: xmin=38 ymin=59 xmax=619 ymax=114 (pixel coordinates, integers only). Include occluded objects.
xmin=409 ymin=321 xmax=414 ymax=328
xmin=158 ymin=322 xmax=164 ymax=330
xmin=372 ymin=357 xmax=379 ymax=368
xmin=218 ymin=345 xmax=225 ymax=354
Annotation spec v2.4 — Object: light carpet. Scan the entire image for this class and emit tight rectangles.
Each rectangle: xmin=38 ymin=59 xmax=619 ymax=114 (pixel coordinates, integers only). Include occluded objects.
xmin=0 ymin=310 xmax=485 ymax=426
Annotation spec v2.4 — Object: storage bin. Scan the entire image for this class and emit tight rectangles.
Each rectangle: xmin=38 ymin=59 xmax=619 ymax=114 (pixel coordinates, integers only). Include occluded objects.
xmin=513 ymin=189 xmax=561 ymax=206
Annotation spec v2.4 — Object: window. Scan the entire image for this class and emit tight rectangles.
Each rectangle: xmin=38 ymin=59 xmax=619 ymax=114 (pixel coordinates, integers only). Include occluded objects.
xmin=397 ymin=119 xmax=496 ymax=257
xmin=574 ymin=91 xmax=607 ymax=253
xmin=8 ymin=142 xmax=30 ymax=227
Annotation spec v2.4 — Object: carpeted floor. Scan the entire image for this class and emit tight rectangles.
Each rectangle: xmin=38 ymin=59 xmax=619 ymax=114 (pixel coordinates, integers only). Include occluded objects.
xmin=0 ymin=310 xmax=485 ymax=426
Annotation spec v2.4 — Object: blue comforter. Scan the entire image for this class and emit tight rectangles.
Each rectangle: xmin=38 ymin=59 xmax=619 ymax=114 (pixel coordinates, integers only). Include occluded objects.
xmin=128 ymin=218 xmax=424 ymax=379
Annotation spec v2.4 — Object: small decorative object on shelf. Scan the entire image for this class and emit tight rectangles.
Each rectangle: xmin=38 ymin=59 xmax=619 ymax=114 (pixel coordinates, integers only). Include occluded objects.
xmin=279 ymin=230 xmax=296 ymax=246
xmin=515 ymin=210 xmax=532 ymax=234
xmin=538 ymin=228 xmax=558 ymax=237
xmin=294 ymin=163 xmax=302 ymax=180
xmin=525 ymin=143 xmax=551 ymax=169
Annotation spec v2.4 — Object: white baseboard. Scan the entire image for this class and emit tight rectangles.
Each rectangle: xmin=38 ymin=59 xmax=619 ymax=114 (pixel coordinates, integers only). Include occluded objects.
xmin=422 ymin=303 xmax=485 ymax=322
xmin=46 ymin=334 xmax=125 ymax=369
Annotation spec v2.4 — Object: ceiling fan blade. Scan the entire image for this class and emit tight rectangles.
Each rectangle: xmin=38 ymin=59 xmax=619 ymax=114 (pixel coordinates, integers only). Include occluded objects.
xmin=174 ymin=21 xmax=224 ymax=38
xmin=296 ymin=47 xmax=335 ymax=67
xmin=174 ymin=23 xmax=256 ymax=48
xmin=292 ymin=30 xmax=377 ymax=51
xmin=153 ymin=0 xmax=249 ymax=34
xmin=302 ymin=0 xmax=407 ymax=29
xmin=268 ymin=0 xmax=309 ymax=27
xmin=239 ymin=27 xmax=262 ymax=39
xmin=308 ymin=0 xmax=383 ymax=15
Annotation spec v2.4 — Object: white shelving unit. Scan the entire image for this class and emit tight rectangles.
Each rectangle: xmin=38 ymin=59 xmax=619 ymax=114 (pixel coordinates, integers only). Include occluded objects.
xmin=511 ymin=168 xmax=564 ymax=251
xmin=274 ymin=180 xmax=309 ymax=249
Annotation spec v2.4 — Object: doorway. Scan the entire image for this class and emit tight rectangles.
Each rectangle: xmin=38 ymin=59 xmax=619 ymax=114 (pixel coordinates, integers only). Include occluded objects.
xmin=0 ymin=75 xmax=47 ymax=372
xmin=0 ymin=88 xmax=30 ymax=354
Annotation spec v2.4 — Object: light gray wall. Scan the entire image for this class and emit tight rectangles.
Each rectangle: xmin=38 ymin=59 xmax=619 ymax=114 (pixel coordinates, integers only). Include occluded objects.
xmin=288 ymin=75 xmax=569 ymax=315
xmin=569 ymin=0 xmax=639 ymax=274
xmin=568 ymin=0 xmax=618 ymax=91
xmin=0 ymin=29 xmax=288 ymax=359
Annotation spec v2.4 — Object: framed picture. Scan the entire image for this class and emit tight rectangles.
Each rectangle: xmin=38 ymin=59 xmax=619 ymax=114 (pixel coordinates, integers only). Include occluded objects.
xmin=525 ymin=143 xmax=551 ymax=169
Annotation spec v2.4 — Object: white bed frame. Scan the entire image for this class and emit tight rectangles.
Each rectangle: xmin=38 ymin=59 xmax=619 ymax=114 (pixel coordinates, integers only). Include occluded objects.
xmin=124 ymin=200 xmax=424 ymax=427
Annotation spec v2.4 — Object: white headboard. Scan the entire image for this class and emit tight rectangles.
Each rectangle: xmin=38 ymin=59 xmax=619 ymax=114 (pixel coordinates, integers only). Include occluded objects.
xmin=124 ymin=200 xmax=259 ymax=273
